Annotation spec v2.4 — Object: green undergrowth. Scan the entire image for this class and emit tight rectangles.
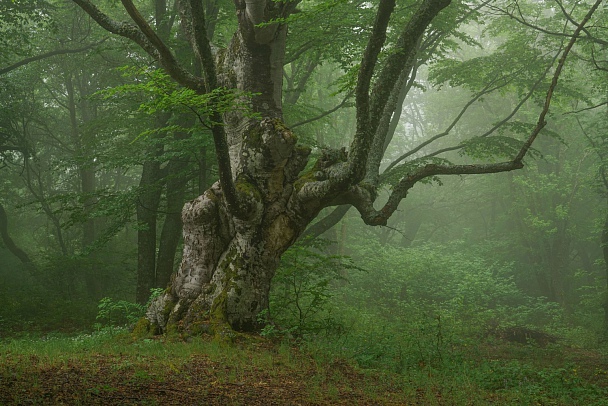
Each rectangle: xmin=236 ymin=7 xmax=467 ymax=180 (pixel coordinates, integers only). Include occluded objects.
xmin=1 ymin=329 xmax=608 ymax=405
xmin=2 ymin=240 xmax=608 ymax=404
xmin=0 ymin=330 xmax=406 ymax=405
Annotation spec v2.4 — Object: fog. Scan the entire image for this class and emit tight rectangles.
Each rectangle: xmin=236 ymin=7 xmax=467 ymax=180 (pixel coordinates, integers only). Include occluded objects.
xmin=1 ymin=0 xmax=607 ymax=404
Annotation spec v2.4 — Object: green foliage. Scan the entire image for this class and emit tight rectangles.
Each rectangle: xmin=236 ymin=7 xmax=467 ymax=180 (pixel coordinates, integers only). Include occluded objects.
xmin=296 ymin=239 xmax=573 ymax=373
xmin=0 ymin=0 xmax=52 ymax=62
xmin=101 ymin=66 xmax=260 ymax=127
xmin=262 ymin=239 xmax=360 ymax=338
xmin=94 ymin=288 xmax=164 ymax=331
xmin=474 ymin=360 xmax=607 ymax=404
xmin=458 ymin=135 xmax=525 ymax=159
xmin=0 ymin=247 xmax=140 ymax=337
xmin=94 ymin=297 xmax=145 ymax=331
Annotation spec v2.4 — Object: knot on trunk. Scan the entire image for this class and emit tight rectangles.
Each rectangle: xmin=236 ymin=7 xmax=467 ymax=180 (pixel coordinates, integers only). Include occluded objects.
xmin=237 ymin=118 xmax=301 ymax=203
xmin=240 ymin=118 xmax=296 ymax=170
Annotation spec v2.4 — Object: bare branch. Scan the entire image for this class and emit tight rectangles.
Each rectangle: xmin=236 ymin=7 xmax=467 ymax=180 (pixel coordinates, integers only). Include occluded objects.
xmin=349 ymin=0 xmax=604 ymax=227
xmin=348 ymin=0 xmax=451 ymax=183
xmin=399 ymin=51 xmax=559 ymax=163
xmin=589 ymin=47 xmax=608 ymax=72
xmin=290 ymin=91 xmax=354 ymax=129
xmin=72 ymin=0 xmax=205 ymax=92
xmin=554 ymin=0 xmax=606 ymax=46
xmin=353 ymin=161 xmax=524 ymax=226
xmin=284 ymin=40 xmax=317 ymax=64
xmin=564 ymin=101 xmax=608 ymax=115
xmin=384 ymin=76 xmax=510 ymax=173
xmin=0 ymin=41 xmax=104 ymax=76
xmin=284 ymin=51 xmax=322 ymax=106
xmin=487 ymin=1 xmax=608 ymax=46
xmin=514 ymin=0 xmax=603 ymax=163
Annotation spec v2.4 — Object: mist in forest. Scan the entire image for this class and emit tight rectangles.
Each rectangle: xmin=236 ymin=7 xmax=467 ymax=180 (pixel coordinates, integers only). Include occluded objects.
xmin=1 ymin=0 xmax=607 ymax=404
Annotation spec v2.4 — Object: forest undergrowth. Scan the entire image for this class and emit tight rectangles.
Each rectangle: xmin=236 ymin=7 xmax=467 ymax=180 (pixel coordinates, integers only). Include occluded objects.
xmin=0 ymin=327 xmax=607 ymax=405
xmin=2 ymin=242 xmax=608 ymax=404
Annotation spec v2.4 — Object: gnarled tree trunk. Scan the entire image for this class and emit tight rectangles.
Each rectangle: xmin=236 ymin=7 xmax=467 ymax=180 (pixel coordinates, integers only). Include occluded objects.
xmin=148 ymin=117 xmax=316 ymax=332
xmin=73 ymin=0 xmax=598 ymax=335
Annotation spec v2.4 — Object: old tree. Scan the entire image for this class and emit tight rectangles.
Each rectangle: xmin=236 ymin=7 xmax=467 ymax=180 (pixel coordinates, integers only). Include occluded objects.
xmin=72 ymin=0 xmax=601 ymax=334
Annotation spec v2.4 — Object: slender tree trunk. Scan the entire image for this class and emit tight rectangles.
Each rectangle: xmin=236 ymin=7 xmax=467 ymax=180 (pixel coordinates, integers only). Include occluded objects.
xmin=135 ymin=152 xmax=164 ymax=304
xmin=402 ymin=210 xmax=422 ymax=248
xmin=601 ymin=204 xmax=608 ymax=335
xmin=136 ymin=0 xmax=186 ymax=304
xmin=135 ymin=116 xmax=169 ymax=304
xmin=23 ymin=163 xmax=68 ymax=255
xmin=155 ymin=158 xmax=189 ymax=288
xmin=549 ymin=225 xmax=569 ymax=306
xmin=67 ymin=71 xmax=102 ymax=299
xmin=198 ymin=146 xmax=209 ymax=195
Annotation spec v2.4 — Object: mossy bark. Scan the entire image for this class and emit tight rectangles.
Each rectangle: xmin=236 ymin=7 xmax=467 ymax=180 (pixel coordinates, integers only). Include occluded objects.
xmin=146 ymin=119 xmax=316 ymax=334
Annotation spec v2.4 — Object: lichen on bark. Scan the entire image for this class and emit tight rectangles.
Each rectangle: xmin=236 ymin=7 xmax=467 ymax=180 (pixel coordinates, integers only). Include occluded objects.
xmin=144 ymin=117 xmax=315 ymax=335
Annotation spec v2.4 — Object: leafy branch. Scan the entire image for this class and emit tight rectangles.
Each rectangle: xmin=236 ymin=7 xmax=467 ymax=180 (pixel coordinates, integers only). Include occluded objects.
xmin=349 ymin=0 xmax=604 ymax=226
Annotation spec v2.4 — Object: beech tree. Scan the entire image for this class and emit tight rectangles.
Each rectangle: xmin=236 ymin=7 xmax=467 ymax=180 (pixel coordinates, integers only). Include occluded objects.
xmin=71 ymin=0 xmax=602 ymax=334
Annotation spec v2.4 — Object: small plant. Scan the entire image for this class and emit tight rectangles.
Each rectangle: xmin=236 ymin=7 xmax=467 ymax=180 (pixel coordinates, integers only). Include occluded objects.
xmin=147 ymin=288 xmax=165 ymax=305
xmin=94 ymin=297 xmax=145 ymax=331
xmin=263 ymin=239 xmax=360 ymax=338
xmin=94 ymin=289 xmax=164 ymax=331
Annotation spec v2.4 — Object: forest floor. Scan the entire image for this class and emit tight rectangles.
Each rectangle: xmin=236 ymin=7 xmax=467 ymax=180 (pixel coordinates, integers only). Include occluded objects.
xmin=0 ymin=330 xmax=607 ymax=405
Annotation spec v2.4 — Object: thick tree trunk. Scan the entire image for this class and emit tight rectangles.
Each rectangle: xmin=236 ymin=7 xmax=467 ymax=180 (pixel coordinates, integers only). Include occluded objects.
xmin=146 ymin=117 xmax=313 ymax=333
xmin=143 ymin=1 xmax=312 ymax=333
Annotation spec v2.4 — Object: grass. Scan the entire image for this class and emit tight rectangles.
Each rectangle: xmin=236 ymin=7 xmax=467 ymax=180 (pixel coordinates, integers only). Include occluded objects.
xmin=1 ymin=328 xmax=608 ymax=405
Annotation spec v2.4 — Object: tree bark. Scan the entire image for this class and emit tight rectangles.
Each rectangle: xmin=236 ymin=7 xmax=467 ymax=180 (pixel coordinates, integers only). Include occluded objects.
xmin=147 ymin=118 xmax=313 ymax=333
xmin=155 ymin=157 xmax=189 ymax=288
xmin=68 ymin=70 xmax=103 ymax=299
xmin=135 ymin=149 xmax=164 ymax=304
xmin=0 ymin=202 xmax=31 ymax=264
